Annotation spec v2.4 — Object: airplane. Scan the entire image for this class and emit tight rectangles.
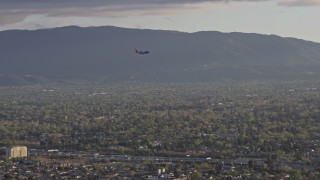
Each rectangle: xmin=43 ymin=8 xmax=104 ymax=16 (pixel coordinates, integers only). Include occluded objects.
xmin=134 ymin=48 xmax=150 ymax=54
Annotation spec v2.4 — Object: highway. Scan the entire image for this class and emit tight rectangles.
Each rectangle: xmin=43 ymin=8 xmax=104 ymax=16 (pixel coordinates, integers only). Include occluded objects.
xmin=29 ymin=149 xmax=316 ymax=170
xmin=79 ymin=154 xmax=266 ymax=165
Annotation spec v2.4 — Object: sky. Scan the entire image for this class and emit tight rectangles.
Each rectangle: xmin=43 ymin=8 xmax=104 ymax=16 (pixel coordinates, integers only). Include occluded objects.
xmin=0 ymin=0 xmax=320 ymax=42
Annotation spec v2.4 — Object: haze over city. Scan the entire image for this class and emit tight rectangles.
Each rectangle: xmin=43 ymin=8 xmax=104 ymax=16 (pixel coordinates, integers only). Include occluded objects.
xmin=2 ymin=1 xmax=320 ymax=179
xmin=1 ymin=0 xmax=320 ymax=42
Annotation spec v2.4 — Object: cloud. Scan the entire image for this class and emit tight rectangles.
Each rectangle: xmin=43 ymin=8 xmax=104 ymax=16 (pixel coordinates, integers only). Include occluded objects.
xmin=0 ymin=0 xmax=231 ymax=27
xmin=0 ymin=0 xmax=317 ymax=31
xmin=0 ymin=0 xmax=272 ymax=19
xmin=278 ymin=0 xmax=320 ymax=6
xmin=0 ymin=0 xmax=269 ymax=10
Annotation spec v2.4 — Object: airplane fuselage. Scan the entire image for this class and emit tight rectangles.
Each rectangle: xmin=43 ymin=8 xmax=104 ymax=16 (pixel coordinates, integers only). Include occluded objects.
xmin=135 ymin=49 xmax=150 ymax=54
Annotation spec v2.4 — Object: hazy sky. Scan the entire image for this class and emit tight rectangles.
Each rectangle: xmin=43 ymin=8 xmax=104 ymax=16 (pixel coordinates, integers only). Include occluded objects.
xmin=0 ymin=0 xmax=319 ymax=42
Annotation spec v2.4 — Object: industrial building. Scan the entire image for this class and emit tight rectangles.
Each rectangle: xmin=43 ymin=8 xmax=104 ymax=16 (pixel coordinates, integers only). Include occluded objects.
xmin=6 ymin=146 xmax=28 ymax=158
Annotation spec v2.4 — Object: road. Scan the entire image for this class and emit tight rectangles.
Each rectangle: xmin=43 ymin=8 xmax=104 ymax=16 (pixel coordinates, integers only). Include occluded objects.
xmin=29 ymin=149 xmax=316 ymax=170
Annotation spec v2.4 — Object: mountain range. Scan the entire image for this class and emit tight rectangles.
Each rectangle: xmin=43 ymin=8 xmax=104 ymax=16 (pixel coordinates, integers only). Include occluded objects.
xmin=1 ymin=26 xmax=320 ymax=85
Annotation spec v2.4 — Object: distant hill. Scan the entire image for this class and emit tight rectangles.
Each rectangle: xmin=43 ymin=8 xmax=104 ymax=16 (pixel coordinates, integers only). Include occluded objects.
xmin=1 ymin=26 xmax=320 ymax=85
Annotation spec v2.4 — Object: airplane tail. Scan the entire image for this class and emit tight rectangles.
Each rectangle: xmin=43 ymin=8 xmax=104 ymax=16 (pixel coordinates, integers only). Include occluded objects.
xmin=134 ymin=49 xmax=138 ymax=53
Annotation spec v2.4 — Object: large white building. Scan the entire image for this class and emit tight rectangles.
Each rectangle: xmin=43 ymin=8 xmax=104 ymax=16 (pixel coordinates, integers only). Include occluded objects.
xmin=6 ymin=146 xmax=28 ymax=158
